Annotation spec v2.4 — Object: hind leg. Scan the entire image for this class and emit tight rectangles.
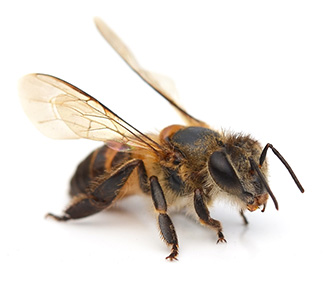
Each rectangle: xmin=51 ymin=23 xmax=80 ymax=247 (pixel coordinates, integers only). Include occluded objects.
xmin=47 ymin=159 xmax=143 ymax=221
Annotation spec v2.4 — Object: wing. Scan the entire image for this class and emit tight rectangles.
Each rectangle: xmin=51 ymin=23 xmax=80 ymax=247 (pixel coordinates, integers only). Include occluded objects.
xmin=19 ymin=73 xmax=162 ymax=153
xmin=94 ymin=17 xmax=208 ymax=128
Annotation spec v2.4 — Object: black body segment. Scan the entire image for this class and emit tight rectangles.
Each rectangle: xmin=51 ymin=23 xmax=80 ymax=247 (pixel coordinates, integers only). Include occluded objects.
xmin=171 ymin=126 xmax=220 ymax=148
xmin=163 ymin=166 xmax=185 ymax=195
xmin=194 ymin=189 xmax=211 ymax=221
xmin=194 ymin=189 xmax=226 ymax=243
xmin=91 ymin=145 xmax=110 ymax=175
xmin=64 ymin=198 xmax=109 ymax=220
xmin=170 ymin=127 xmax=221 ymax=160
xmin=150 ymin=176 xmax=179 ymax=260
xmin=70 ymin=150 xmax=95 ymax=197
xmin=70 ymin=145 xmax=131 ymax=197
xmin=150 ymin=176 xmax=167 ymax=212
xmin=137 ymin=160 xmax=150 ymax=194
xmin=158 ymin=214 xmax=178 ymax=245
xmin=92 ymin=159 xmax=141 ymax=201
xmin=47 ymin=159 xmax=143 ymax=221
xmin=111 ymin=148 xmax=131 ymax=167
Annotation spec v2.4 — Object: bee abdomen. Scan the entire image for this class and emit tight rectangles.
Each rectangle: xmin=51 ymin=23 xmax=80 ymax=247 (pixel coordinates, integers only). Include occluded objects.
xmin=70 ymin=145 xmax=130 ymax=197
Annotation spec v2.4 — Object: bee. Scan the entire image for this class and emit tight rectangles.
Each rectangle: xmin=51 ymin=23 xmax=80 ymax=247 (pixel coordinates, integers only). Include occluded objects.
xmin=19 ymin=18 xmax=304 ymax=261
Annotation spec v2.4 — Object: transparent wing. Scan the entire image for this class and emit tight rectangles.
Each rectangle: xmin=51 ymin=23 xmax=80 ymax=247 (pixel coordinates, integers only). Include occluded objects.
xmin=94 ymin=17 xmax=208 ymax=128
xmin=19 ymin=73 xmax=162 ymax=153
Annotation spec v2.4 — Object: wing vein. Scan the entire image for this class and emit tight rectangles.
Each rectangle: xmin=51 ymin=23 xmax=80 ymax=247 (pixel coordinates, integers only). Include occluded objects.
xmin=19 ymin=73 xmax=163 ymax=154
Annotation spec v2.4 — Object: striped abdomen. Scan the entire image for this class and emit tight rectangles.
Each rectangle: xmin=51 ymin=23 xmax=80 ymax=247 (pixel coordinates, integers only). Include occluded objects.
xmin=70 ymin=145 xmax=130 ymax=197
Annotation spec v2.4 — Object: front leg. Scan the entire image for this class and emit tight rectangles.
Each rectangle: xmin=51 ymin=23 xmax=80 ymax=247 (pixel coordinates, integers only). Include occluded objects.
xmin=194 ymin=189 xmax=226 ymax=243
xmin=150 ymin=176 xmax=179 ymax=261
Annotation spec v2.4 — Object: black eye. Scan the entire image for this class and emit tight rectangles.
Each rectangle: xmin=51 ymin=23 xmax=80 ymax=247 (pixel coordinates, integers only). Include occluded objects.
xmin=208 ymin=150 xmax=243 ymax=191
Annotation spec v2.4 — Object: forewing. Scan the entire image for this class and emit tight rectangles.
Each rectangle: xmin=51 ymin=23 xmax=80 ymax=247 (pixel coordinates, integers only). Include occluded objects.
xmin=94 ymin=17 xmax=208 ymax=127
xmin=19 ymin=74 xmax=161 ymax=152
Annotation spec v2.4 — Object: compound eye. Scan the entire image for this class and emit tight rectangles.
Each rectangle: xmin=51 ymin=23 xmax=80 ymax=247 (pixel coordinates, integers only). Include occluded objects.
xmin=208 ymin=150 xmax=242 ymax=190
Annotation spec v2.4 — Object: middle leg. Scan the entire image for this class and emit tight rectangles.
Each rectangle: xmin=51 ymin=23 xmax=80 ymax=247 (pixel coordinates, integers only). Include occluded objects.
xmin=150 ymin=176 xmax=179 ymax=261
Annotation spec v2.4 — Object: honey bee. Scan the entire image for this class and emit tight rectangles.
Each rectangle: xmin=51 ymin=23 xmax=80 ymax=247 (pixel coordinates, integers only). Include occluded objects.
xmin=19 ymin=18 xmax=304 ymax=261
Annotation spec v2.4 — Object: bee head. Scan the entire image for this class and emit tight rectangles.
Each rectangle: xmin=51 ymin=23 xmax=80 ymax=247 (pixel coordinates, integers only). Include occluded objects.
xmin=208 ymin=139 xmax=304 ymax=211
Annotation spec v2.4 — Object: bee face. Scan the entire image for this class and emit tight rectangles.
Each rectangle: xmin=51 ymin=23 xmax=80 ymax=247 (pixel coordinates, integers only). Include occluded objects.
xmin=208 ymin=140 xmax=269 ymax=211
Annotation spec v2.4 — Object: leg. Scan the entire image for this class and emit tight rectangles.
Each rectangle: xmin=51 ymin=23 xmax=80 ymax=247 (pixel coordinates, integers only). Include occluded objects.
xmin=194 ymin=189 xmax=226 ymax=243
xmin=150 ymin=176 xmax=179 ymax=261
xmin=46 ymin=159 xmax=142 ymax=221
xmin=240 ymin=209 xmax=249 ymax=225
xmin=137 ymin=160 xmax=150 ymax=194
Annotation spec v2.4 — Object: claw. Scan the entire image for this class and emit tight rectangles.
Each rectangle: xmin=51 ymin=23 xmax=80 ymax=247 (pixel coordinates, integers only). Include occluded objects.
xmin=45 ymin=213 xmax=70 ymax=221
xmin=216 ymin=231 xmax=227 ymax=244
xmin=216 ymin=237 xmax=227 ymax=244
xmin=165 ymin=244 xmax=179 ymax=261
xmin=165 ymin=253 xmax=178 ymax=261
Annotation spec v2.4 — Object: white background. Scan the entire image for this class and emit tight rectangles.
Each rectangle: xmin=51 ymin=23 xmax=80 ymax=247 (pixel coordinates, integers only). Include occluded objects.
xmin=1 ymin=1 xmax=334 ymax=287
